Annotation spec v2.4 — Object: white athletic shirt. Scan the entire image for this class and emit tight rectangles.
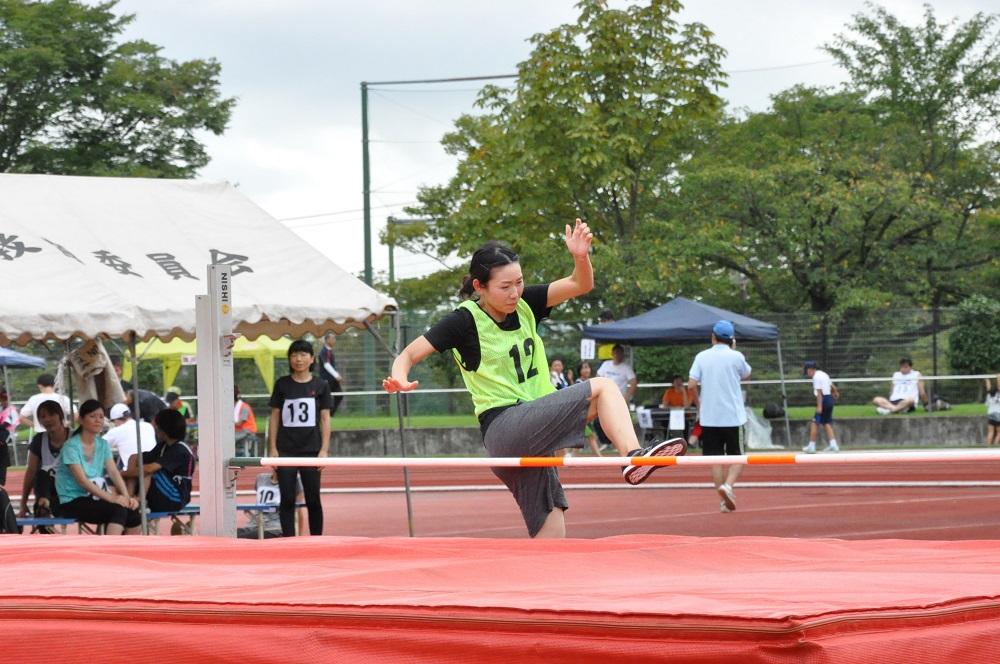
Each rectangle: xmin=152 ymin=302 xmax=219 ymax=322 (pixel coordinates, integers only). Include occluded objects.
xmin=811 ymin=370 xmax=833 ymax=396
xmin=889 ymin=370 xmax=922 ymax=402
xmin=20 ymin=393 xmax=71 ymax=435
xmin=105 ymin=419 xmax=156 ymax=468
xmin=596 ymin=360 xmax=636 ymax=397
xmin=986 ymin=392 xmax=1000 ymax=418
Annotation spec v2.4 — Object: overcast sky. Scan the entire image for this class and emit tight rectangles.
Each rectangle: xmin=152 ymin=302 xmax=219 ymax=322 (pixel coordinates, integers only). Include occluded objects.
xmin=112 ymin=0 xmax=993 ymax=281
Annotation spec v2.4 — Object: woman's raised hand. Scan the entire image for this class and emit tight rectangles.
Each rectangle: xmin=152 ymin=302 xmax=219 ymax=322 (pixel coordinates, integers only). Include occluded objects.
xmin=564 ymin=218 xmax=593 ymax=259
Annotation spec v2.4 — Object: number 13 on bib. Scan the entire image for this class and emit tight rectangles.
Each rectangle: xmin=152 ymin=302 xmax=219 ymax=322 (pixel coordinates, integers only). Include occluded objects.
xmin=282 ymin=398 xmax=317 ymax=427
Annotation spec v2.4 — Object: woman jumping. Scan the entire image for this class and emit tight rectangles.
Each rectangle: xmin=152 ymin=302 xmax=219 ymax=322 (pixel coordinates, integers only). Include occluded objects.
xmin=383 ymin=219 xmax=685 ymax=538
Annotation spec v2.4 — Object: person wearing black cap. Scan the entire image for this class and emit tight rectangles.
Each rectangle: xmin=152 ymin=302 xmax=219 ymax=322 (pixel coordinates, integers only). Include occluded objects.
xmin=687 ymin=320 xmax=751 ymax=513
xmin=802 ymin=361 xmax=840 ymax=454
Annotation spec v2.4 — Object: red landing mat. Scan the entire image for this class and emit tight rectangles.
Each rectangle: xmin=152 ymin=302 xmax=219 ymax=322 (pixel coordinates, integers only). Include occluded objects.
xmin=2 ymin=535 xmax=999 ymax=663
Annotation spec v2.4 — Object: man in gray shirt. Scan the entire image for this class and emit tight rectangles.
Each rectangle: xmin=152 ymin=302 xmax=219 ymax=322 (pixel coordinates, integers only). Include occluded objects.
xmin=688 ymin=321 xmax=751 ymax=513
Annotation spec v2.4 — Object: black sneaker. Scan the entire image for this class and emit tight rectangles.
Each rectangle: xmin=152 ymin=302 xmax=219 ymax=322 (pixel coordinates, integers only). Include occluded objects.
xmin=622 ymin=438 xmax=687 ymax=486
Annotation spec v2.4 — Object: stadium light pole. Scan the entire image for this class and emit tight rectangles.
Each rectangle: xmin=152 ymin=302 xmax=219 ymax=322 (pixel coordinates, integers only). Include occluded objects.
xmin=359 ymin=74 xmax=516 ymax=287
xmin=360 ymin=74 xmax=516 ymax=415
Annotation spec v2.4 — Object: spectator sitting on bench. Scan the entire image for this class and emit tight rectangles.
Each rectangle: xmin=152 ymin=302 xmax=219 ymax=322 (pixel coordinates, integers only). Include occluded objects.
xmin=234 ymin=385 xmax=258 ymax=456
xmin=661 ymin=374 xmax=693 ymax=409
xmin=55 ymin=399 xmax=141 ymax=535
xmin=872 ymin=358 xmax=929 ymax=415
xmin=123 ymin=409 xmax=195 ymax=518
xmin=237 ymin=470 xmax=306 ymax=539
xmin=105 ymin=403 xmax=156 ymax=493
xmin=18 ymin=400 xmax=70 ymax=523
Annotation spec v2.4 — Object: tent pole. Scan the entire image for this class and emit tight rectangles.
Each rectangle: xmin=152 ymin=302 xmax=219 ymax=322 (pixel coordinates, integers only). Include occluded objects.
xmin=64 ymin=340 xmax=75 ymax=445
xmin=776 ymin=339 xmax=792 ymax=448
xmin=394 ymin=311 xmax=415 ymax=537
xmin=130 ymin=335 xmax=148 ymax=535
xmin=365 ymin=317 xmax=415 ymax=537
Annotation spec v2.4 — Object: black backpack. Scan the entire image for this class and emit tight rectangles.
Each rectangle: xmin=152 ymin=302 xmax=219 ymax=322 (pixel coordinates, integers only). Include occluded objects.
xmin=763 ymin=403 xmax=785 ymax=419
xmin=0 ymin=488 xmax=18 ymax=534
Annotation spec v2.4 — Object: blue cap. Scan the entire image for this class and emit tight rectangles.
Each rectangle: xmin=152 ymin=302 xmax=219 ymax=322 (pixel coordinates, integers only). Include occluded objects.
xmin=802 ymin=360 xmax=818 ymax=375
xmin=713 ymin=320 xmax=734 ymax=340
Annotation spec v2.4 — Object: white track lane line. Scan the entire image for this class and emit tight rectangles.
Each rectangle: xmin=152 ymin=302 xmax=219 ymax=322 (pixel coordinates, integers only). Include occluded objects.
xmin=419 ymin=493 xmax=997 ymax=537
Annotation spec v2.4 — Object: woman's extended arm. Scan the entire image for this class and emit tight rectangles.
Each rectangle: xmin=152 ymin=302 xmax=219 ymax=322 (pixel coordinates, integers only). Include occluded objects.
xmin=547 ymin=219 xmax=594 ymax=308
xmin=383 ymin=336 xmax=437 ymax=393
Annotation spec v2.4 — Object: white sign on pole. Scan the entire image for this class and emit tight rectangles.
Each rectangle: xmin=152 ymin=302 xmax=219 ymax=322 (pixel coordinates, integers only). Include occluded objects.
xmin=196 ymin=264 xmax=237 ymax=537
xmin=580 ymin=338 xmax=596 ymax=360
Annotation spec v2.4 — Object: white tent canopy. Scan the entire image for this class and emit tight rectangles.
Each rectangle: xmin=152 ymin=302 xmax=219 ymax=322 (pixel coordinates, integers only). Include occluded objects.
xmin=0 ymin=174 xmax=396 ymax=343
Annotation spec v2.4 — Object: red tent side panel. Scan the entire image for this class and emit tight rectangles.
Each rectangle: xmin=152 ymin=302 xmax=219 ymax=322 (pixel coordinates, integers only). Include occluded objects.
xmin=1 ymin=535 xmax=999 ymax=663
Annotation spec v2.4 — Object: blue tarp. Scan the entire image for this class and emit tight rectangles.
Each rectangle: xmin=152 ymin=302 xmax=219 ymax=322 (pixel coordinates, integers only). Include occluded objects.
xmin=581 ymin=297 xmax=779 ymax=345
xmin=0 ymin=347 xmax=45 ymax=368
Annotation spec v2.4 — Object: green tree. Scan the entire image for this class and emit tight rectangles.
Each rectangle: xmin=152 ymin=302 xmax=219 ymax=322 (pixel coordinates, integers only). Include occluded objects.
xmin=0 ymin=0 xmax=234 ymax=177
xmin=675 ymin=4 xmax=1000 ymax=318
xmin=948 ymin=295 xmax=1000 ymax=374
xmin=824 ymin=3 xmax=1000 ymax=310
xmin=398 ymin=0 xmax=726 ymax=318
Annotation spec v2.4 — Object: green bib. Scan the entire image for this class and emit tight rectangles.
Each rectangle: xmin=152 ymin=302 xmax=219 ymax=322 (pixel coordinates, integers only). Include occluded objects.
xmin=454 ymin=298 xmax=555 ymax=416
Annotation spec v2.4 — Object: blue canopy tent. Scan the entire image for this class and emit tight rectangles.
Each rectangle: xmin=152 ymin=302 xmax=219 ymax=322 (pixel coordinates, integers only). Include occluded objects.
xmin=0 ymin=347 xmax=46 ymax=369
xmin=581 ymin=297 xmax=791 ymax=446
xmin=0 ymin=347 xmax=47 ymax=400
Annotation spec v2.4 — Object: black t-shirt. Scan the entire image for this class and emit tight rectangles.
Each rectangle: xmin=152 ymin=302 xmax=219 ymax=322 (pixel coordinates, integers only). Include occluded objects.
xmin=143 ymin=440 xmax=195 ymax=505
xmin=269 ymin=376 xmax=332 ymax=453
xmin=119 ymin=383 xmax=167 ymax=422
xmin=423 ymin=285 xmax=552 ymax=434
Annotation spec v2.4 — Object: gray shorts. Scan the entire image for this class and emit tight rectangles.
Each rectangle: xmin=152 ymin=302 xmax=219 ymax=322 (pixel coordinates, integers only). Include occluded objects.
xmin=483 ymin=381 xmax=591 ymax=537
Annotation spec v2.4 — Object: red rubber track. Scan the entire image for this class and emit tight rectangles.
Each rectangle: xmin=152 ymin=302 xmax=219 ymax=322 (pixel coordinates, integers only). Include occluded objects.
xmin=9 ymin=460 xmax=1000 ymax=540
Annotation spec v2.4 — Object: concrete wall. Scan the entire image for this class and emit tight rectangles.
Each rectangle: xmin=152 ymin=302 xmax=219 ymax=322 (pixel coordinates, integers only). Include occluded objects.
xmin=776 ymin=416 xmax=989 ymax=448
xmin=323 ymin=416 xmax=990 ymax=457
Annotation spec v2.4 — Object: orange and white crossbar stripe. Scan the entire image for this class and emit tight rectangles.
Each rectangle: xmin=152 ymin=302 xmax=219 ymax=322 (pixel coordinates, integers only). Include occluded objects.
xmin=230 ymin=449 xmax=1000 ymax=469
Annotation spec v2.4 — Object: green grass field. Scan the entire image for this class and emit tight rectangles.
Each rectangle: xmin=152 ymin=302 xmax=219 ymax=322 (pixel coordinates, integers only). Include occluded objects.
xmin=326 ymin=403 xmax=987 ymax=430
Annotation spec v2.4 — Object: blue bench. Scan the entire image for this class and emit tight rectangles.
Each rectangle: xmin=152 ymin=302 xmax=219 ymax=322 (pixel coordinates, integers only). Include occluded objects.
xmin=237 ymin=503 xmax=306 ymax=539
xmin=146 ymin=505 xmax=200 ymax=535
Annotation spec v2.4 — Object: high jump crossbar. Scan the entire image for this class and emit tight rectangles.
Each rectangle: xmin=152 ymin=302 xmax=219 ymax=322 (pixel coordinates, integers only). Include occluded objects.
xmin=229 ymin=449 xmax=1000 ymax=469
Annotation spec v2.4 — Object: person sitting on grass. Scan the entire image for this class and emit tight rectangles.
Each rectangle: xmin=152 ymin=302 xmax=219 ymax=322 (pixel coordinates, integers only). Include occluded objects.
xmin=872 ymin=358 xmax=929 ymax=415
xmin=55 ymin=399 xmax=141 ymax=535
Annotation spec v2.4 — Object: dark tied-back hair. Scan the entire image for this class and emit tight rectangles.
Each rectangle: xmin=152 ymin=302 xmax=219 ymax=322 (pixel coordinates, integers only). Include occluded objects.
xmin=459 ymin=241 xmax=519 ymax=299
xmin=72 ymin=399 xmax=103 ymax=437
